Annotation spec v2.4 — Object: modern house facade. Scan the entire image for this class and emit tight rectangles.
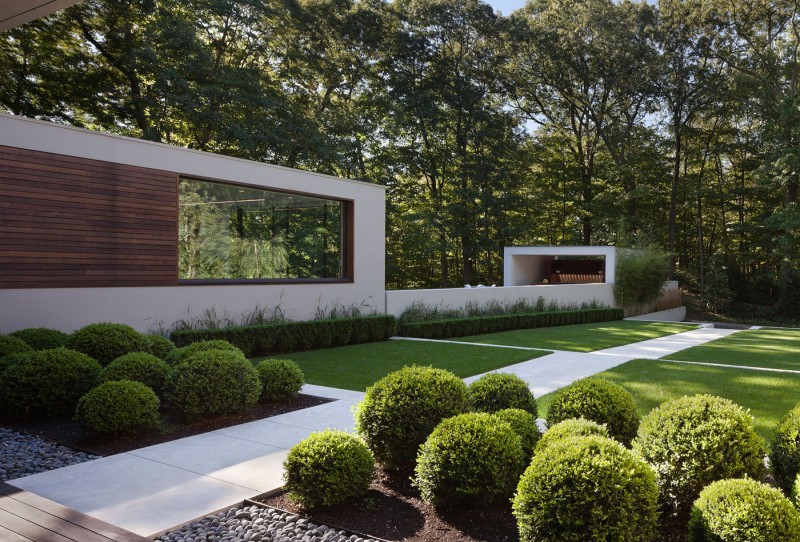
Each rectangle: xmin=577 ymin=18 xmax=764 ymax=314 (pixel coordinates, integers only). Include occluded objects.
xmin=0 ymin=113 xmax=386 ymax=333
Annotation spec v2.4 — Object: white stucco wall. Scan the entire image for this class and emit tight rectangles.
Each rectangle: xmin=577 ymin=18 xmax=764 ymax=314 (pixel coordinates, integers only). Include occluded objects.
xmin=0 ymin=114 xmax=386 ymax=333
xmin=385 ymin=284 xmax=615 ymax=318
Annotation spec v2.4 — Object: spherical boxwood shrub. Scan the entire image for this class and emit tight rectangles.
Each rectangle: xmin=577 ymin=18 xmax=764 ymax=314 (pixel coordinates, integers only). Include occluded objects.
xmin=355 ymin=365 xmax=470 ymax=472
xmin=169 ymin=349 xmax=261 ymax=420
xmin=794 ymin=473 xmax=800 ymax=508
xmin=164 ymin=340 xmax=244 ymax=366
xmin=142 ymin=334 xmax=176 ymax=359
xmin=99 ymin=352 xmax=171 ymax=396
xmin=536 ymin=417 xmax=610 ymax=454
xmin=468 ymin=373 xmax=537 ymax=416
xmin=255 ymin=358 xmax=304 ymax=402
xmin=0 ymin=334 xmax=34 ymax=357
xmin=546 ymin=378 xmax=639 ymax=445
xmin=771 ymin=402 xmax=800 ymax=496
xmin=0 ymin=352 xmax=32 ymax=375
xmin=632 ymin=394 xmax=766 ymax=524
xmin=75 ymin=380 xmax=161 ymax=435
xmin=10 ymin=327 xmax=70 ymax=350
xmin=493 ymin=408 xmax=540 ymax=462
xmin=513 ymin=435 xmax=658 ymax=542
xmin=66 ymin=323 xmax=147 ymax=365
xmin=283 ymin=430 xmax=375 ymax=509
xmin=687 ymin=478 xmax=800 ymax=542
xmin=0 ymin=348 xmax=102 ymax=419
xmin=414 ymin=412 xmax=524 ymax=506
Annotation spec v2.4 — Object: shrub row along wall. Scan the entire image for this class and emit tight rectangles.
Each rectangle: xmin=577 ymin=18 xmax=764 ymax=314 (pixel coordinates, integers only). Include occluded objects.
xmin=397 ymin=308 xmax=624 ymax=339
xmin=171 ymin=315 xmax=397 ymax=357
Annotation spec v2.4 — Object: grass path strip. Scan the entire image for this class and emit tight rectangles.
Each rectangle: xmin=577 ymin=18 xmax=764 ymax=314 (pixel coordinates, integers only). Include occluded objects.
xmin=389 ymin=336 xmax=546 ymax=351
xmin=659 ymin=357 xmax=800 ymax=375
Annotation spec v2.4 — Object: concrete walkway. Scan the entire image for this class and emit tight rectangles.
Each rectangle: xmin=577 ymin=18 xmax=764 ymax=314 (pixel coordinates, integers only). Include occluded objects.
xmin=8 ymin=325 xmax=738 ymax=538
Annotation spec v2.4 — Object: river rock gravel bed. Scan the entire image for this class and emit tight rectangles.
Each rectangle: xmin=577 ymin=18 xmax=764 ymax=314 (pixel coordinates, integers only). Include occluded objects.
xmin=0 ymin=426 xmax=101 ymax=481
xmin=157 ymin=503 xmax=383 ymax=542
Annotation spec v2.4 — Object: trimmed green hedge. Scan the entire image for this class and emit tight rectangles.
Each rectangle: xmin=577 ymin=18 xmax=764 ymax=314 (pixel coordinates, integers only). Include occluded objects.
xmin=397 ymin=308 xmax=623 ymax=339
xmin=170 ymin=315 xmax=397 ymax=357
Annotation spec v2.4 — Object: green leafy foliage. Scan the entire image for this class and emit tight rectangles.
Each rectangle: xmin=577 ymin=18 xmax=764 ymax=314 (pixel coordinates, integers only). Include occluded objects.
xmin=0 ymin=334 xmax=34 ymax=357
xmin=397 ymin=309 xmax=624 ymax=339
xmin=354 ymin=365 xmax=470 ymax=472
xmin=171 ymin=315 xmax=396 ymax=357
xmin=546 ymin=378 xmax=639 ymax=445
xmin=99 ymin=353 xmax=171 ymax=397
xmin=0 ymin=352 xmax=31 ymax=375
xmin=632 ymin=394 xmax=766 ymax=526
xmin=142 ymin=334 xmax=177 ymax=359
xmin=9 ymin=328 xmax=70 ymax=350
xmin=75 ymin=380 xmax=160 ymax=435
xmin=513 ymin=435 xmax=659 ymax=542
xmin=614 ymin=248 xmax=668 ymax=312
xmin=771 ymin=402 xmax=800 ymax=496
xmin=283 ymin=430 xmax=375 ymax=509
xmin=66 ymin=323 xmax=147 ymax=366
xmin=164 ymin=340 xmax=244 ymax=366
xmin=414 ymin=413 xmax=524 ymax=506
xmin=493 ymin=408 xmax=540 ymax=462
xmin=255 ymin=358 xmax=304 ymax=402
xmin=536 ymin=418 xmax=610 ymax=454
xmin=688 ymin=478 xmax=800 ymax=542
xmin=0 ymin=348 xmax=102 ymax=419
xmin=169 ymin=349 xmax=261 ymax=421
xmin=468 ymin=372 xmax=537 ymax=415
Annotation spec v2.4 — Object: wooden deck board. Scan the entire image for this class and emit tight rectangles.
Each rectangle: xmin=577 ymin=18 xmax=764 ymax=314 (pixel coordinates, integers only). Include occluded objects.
xmin=0 ymin=483 xmax=150 ymax=542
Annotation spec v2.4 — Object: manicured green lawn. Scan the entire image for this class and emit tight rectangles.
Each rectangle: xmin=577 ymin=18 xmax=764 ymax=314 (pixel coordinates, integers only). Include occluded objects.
xmin=257 ymin=340 xmax=549 ymax=391
xmin=536 ymin=358 xmax=800 ymax=441
xmin=451 ymin=320 xmax=698 ymax=352
xmin=665 ymin=328 xmax=800 ymax=371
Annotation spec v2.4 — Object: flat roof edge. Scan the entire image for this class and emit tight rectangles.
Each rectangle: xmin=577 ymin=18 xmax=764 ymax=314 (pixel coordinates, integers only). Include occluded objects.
xmin=0 ymin=113 xmax=386 ymax=192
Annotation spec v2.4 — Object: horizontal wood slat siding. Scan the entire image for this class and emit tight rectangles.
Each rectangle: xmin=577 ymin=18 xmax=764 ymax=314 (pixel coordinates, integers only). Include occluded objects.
xmin=0 ymin=145 xmax=178 ymax=288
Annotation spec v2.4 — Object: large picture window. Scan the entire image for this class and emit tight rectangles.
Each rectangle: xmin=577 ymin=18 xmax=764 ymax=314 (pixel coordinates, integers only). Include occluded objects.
xmin=179 ymin=178 xmax=345 ymax=280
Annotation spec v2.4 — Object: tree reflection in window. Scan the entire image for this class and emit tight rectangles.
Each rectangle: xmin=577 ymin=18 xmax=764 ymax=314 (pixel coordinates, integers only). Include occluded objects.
xmin=179 ymin=178 xmax=342 ymax=279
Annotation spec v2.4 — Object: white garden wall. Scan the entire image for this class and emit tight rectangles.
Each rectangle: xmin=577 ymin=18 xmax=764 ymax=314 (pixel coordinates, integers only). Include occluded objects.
xmin=385 ymin=284 xmax=615 ymax=318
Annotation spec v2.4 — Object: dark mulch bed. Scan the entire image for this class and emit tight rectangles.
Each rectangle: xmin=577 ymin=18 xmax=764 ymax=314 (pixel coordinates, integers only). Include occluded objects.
xmin=2 ymin=394 xmax=331 ymax=456
xmin=259 ymin=467 xmax=519 ymax=542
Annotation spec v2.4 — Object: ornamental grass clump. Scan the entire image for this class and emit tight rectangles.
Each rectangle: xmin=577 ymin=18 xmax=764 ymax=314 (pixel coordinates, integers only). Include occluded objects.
xmin=493 ymin=408 xmax=540 ymax=462
xmin=414 ymin=412 xmax=525 ymax=507
xmin=355 ymin=365 xmax=470 ymax=472
xmin=546 ymin=377 xmax=639 ymax=445
xmin=687 ymin=478 xmax=800 ymax=542
xmin=255 ymin=358 xmax=304 ymax=402
xmin=771 ymin=402 xmax=800 ymax=496
xmin=632 ymin=394 xmax=766 ymax=528
xmin=536 ymin=417 xmax=610 ymax=454
xmin=10 ymin=328 xmax=70 ymax=350
xmin=75 ymin=380 xmax=161 ymax=435
xmin=66 ymin=322 xmax=147 ymax=365
xmin=0 ymin=348 xmax=102 ymax=419
xmin=468 ymin=372 xmax=537 ymax=416
xmin=169 ymin=348 xmax=261 ymax=420
xmin=283 ymin=430 xmax=375 ymax=509
xmin=513 ymin=435 xmax=658 ymax=542
xmin=99 ymin=352 xmax=171 ymax=397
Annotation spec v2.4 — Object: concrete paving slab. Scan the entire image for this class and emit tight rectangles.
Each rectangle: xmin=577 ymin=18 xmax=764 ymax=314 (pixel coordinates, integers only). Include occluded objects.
xmin=9 ymin=454 xmax=256 ymax=536
xmin=127 ymin=432 xmax=285 ymax=488
xmin=213 ymin=419 xmax=317 ymax=449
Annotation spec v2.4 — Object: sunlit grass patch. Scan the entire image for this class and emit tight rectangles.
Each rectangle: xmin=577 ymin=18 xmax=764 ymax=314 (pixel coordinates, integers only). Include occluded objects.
xmin=452 ymin=320 xmax=697 ymax=352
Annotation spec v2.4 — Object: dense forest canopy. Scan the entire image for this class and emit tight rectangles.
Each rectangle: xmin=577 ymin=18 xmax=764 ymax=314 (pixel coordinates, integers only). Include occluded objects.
xmin=3 ymin=0 xmax=800 ymax=316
